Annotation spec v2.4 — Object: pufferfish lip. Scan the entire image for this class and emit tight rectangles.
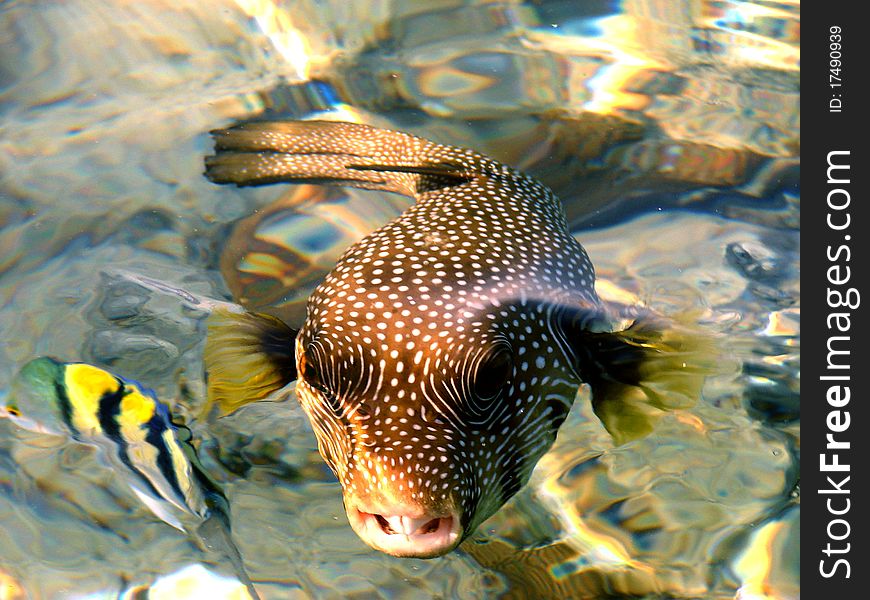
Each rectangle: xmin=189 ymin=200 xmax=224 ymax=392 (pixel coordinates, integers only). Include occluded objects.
xmin=347 ymin=502 xmax=462 ymax=558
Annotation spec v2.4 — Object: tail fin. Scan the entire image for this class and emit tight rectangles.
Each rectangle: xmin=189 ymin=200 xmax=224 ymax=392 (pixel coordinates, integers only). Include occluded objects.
xmin=196 ymin=511 xmax=262 ymax=600
xmin=569 ymin=311 xmax=733 ymax=445
xmin=204 ymin=120 xmax=539 ymax=198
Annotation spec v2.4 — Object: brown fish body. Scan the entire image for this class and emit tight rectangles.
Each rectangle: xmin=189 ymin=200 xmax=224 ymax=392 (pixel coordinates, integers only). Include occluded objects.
xmin=204 ymin=121 xmax=717 ymax=557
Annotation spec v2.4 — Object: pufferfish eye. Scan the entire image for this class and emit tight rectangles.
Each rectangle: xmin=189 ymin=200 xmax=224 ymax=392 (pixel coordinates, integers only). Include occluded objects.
xmin=472 ymin=345 xmax=513 ymax=400
xmin=299 ymin=351 xmax=324 ymax=391
xmin=301 ymin=347 xmax=343 ymax=415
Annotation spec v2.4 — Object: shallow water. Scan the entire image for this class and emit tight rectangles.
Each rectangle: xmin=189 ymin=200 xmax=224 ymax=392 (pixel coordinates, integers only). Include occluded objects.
xmin=0 ymin=1 xmax=799 ymax=599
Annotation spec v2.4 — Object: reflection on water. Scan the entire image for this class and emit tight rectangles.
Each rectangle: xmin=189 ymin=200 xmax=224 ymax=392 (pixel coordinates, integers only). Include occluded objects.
xmin=1 ymin=0 xmax=798 ymax=598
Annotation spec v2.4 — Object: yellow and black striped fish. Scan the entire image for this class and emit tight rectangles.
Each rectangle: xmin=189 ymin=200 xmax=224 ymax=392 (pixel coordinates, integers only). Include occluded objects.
xmin=2 ymin=357 xmax=260 ymax=600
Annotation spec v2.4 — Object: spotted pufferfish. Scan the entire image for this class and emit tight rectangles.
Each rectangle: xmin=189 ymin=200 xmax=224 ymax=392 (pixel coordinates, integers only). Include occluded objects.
xmin=203 ymin=120 xmax=718 ymax=559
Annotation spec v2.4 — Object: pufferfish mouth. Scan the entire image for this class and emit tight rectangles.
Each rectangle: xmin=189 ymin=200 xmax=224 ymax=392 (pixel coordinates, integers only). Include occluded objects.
xmin=347 ymin=503 xmax=462 ymax=558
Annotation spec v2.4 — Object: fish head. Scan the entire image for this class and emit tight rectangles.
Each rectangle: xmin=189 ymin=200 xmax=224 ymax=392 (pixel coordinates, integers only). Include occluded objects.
xmin=294 ymin=298 xmax=577 ymax=558
xmin=2 ymin=357 xmax=70 ymax=436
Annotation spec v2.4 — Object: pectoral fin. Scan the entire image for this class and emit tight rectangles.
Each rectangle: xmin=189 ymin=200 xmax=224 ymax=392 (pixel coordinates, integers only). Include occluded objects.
xmin=564 ymin=309 xmax=731 ymax=445
xmin=203 ymin=309 xmax=298 ymax=417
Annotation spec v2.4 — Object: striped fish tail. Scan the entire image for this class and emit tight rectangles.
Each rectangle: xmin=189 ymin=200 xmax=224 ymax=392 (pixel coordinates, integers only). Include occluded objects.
xmin=196 ymin=510 xmax=262 ymax=600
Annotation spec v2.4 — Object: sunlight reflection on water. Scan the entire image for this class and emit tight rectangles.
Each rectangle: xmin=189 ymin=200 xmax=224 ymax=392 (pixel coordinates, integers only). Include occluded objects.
xmin=1 ymin=1 xmax=798 ymax=598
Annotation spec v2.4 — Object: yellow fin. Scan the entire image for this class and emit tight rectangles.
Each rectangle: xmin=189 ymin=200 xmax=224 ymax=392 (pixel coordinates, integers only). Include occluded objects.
xmin=580 ymin=311 xmax=734 ymax=445
xmin=203 ymin=308 xmax=298 ymax=417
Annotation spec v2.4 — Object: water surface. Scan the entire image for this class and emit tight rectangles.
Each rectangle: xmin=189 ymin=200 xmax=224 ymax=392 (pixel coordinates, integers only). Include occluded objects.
xmin=0 ymin=1 xmax=799 ymax=598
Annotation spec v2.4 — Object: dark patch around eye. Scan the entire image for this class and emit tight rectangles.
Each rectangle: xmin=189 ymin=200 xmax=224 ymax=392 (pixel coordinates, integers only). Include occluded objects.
xmin=473 ymin=347 xmax=513 ymax=400
xmin=302 ymin=347 xmax=345 ymax=417
xmin=301 ymin=350 xmax=326 ymax=392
